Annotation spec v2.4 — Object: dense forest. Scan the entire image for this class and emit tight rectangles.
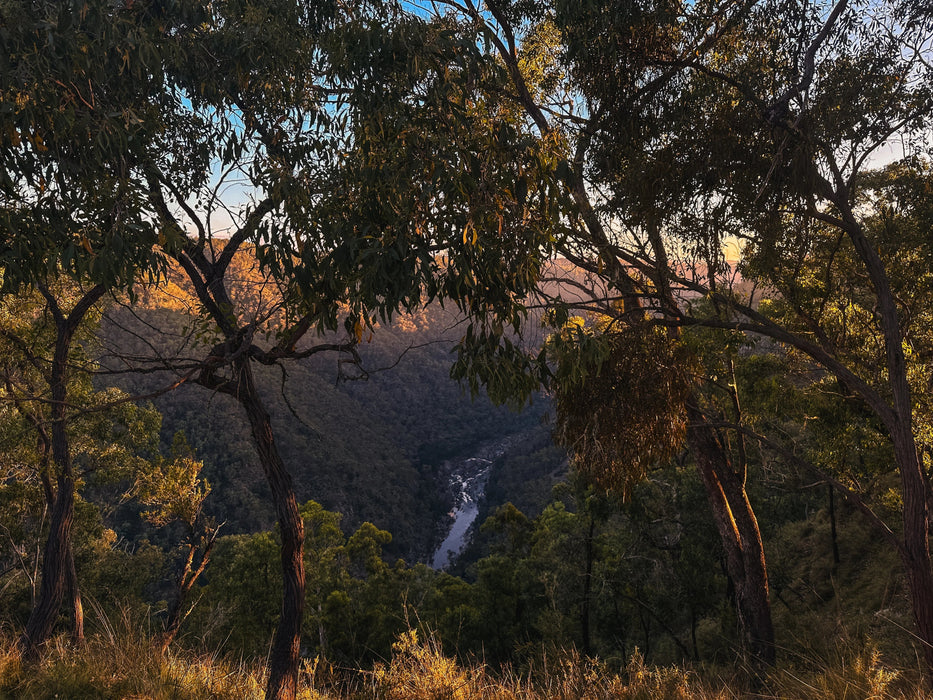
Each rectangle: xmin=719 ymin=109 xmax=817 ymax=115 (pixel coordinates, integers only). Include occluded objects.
xmin=2 ymin=0 xmax=933 ymax=698
xmin=100 ymin=281 xmax=554 ymax=561
xmin=0 ymin=285 xmax=914 ymax=695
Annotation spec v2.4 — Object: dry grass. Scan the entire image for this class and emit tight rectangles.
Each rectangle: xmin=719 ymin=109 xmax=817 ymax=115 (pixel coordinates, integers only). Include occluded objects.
xmin=0 ymin=623 xmax=267 ymax=700
xmin=765 ymin=641 xmax=927 ymax=700
xmin=0 ymin=625 xmax=925 ymax=700
xmin=356 ymin=631 xmax=745 ymax=700
xmin=0 ymin=637 xmax=266 ymax=699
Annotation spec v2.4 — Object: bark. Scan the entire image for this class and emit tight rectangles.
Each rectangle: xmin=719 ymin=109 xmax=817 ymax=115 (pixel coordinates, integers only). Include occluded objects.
xmin=66 ymin=543 xmax=84 ymax=644
xmin=20 ymin=472 xmax=74 ymax=654
xmin=893 ymin=427 xmax=933 ymax=683
xmin=20 ymin=389 xmax=78 ymax=652
xmin=687 ymin=404 xmax=775 ymax=670
xmin=832 ymin=195 xmax=933 ymax=683
xmin=234 ymin=356 xmax=305 ymax=700
xmin=172 ymin=233 xmax=307 ymax=697
xmin=902 ymin=549 xmax=933 ymax=685
xmin=35 ymin=431 xmax=84 ymax=643
xmin=19 ymin=285 xmax=104 ymax=656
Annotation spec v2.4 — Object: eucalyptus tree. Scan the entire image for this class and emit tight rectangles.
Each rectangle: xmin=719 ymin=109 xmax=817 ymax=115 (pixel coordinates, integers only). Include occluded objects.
xmin=53 ymin=3 xmax=560 ymax=698
xmin=3 ymin=0 xmax=559 ymax=694
xmin=0 ymin=0 xmax=190 ymax=656
xmin=553 ymin=0 xmax=933 ymax=677
xmin=137 ymin=31 xmax=525 ymax=700
xmin=0 ymin=285 xmax=169 ymax=645
xmin=414 ymin=0 xmax=933 ymax=673
xmin=0 ymin=0 xmax=358 ymax=694
xmin=134 ymin=434 xmax=216 ymax=653
xmin=418 ymin=0 xmax=777 ymax=667
xmin=0 ymin=3 xmax=396 ymax=697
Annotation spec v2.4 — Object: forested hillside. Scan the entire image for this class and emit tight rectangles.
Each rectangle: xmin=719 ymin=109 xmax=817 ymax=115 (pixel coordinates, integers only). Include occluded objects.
xmin=97 ymin=253 xmax=554 ymax=561
xmin=3 ymin=0 xmax=933 ymax=698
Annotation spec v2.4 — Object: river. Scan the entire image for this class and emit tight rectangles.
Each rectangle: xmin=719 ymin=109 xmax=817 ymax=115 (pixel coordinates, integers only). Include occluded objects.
xmin=430 ymin=434 xmax=522 ymax=570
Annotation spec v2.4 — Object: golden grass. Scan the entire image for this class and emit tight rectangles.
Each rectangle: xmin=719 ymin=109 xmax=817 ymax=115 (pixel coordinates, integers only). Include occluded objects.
xmin=0 ymin=625 xmax=925 ymax=700
xmin=0 ymin=631 xmax=266 ymax=699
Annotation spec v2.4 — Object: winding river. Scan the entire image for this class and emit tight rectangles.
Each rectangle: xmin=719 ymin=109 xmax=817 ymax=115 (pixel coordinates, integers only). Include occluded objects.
xmin=430 ymin=435 xmax=521 ymax=569
xmin=431 ymin=458 xmax=491 ymax=569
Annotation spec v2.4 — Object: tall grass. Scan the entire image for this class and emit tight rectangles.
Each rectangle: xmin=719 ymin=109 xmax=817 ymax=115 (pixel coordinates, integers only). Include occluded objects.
xmin=0 ymin=624 xmax=925 ymax=699
xmin=0 ymin=616 xmax=267 ymax=700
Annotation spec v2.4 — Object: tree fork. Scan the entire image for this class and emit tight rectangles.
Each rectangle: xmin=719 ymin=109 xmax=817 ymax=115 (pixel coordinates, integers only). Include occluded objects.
xmin=651 ymin=227 xmax=775 ymax=670
xmin=686 ymin=404 xmax=775 ymax=670
xmin=19 ymin=285 xmax=104 ymax=656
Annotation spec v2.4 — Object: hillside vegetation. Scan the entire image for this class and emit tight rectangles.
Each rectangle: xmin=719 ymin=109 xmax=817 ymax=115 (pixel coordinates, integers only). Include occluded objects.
xmin=98 ymin=251 xmax=552 ymax=560
xmin=0 ymin=255 xmax=926 ymax=695
xmin=3 ymin=0 xmax=933 ymax=697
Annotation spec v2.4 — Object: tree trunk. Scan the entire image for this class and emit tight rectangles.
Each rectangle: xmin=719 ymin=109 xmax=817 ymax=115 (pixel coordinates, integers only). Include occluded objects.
xmin=20 ymin=380 xmax=77 ymax=653
xmin=20 ymin=473 xmax=74 ymax=655
xmin=34 ymin=438 xmax=83 ymax=645
xmin=687 ymin=405 xmax=775 ymax=670
xmin=235 ymin=356 xmax=305 ymax=700
xmin=833 ymin=195 xmax=933 ymax=682
xmin=641 ymin=216 xmax=775 ymax=668
xmin=18 ymin=286 xmax=103 ymax=654
xmin=893 ymin=427 xmax=933 ymax=684
xmin=159 ymin=533 xmax=216 ymax=654
xmin=719 ymin=461 xmax=774 ymax=670
xmin=159 ymin=543 xmax=195 ymax=653
xmin=66 ymin=543 xmax=84 ymax=644
xmin=175 ymin=235 xmax=306 ymax=696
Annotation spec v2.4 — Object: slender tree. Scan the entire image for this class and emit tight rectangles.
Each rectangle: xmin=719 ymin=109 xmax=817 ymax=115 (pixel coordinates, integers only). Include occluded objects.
xmin=0 ymin=284 xmax=170 ymax=651
xmin=101 ymin=3 xmax=562 ymax=696
xmin=0 ymin=0 xmax=200 ymax=654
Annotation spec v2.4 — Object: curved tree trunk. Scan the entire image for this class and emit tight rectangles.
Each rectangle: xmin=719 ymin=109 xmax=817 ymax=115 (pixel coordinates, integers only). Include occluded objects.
xmin=172 ymin=232 xmax=307 ymax=697
xmin=829 ymin=200 xmax=933 ymax=683
xmin=686 ymin=404 xmax=775 ymax=670
xmin=234 ymin=356 xmax=305 ymax=700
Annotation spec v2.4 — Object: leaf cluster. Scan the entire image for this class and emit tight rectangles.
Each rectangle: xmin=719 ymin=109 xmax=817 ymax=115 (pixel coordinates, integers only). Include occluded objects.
xmin=550 ymin=321 xmax=696 ymax=495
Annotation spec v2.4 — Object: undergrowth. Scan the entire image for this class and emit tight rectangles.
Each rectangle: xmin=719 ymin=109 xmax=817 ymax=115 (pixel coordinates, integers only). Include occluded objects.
xmin=0 ymin=625 xmax=925 ymax=699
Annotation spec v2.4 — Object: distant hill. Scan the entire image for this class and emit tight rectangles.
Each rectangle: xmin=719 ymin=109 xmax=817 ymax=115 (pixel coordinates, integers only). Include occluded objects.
xmin=96 ymin=250 xmax=557 ymax=561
